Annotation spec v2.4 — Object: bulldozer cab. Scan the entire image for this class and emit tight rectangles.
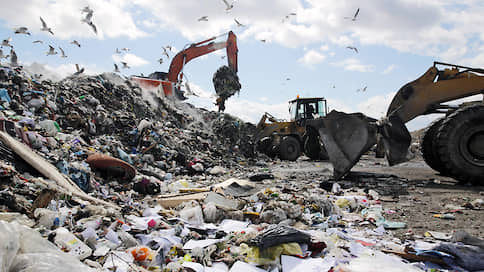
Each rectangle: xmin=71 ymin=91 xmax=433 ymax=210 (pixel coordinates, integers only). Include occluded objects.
xmin=289 ymin=97 xmax=328 ymax=121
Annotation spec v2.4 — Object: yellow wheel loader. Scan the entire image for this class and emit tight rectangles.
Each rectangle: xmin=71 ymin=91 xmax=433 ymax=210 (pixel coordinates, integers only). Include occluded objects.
xmin=309 ymin=62 xmax=484 ymax=184
xmin=254 ymin=97 xmax=329 ymax=161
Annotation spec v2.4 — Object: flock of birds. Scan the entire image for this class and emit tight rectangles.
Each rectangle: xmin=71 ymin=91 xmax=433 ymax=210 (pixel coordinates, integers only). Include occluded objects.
xmin=0 ymin=6 xmax=138 ymax=76
xmin=342 ymin=8 xmax=367 ymax=92
xmin=1 ymin=3 xmax=366 ymax=92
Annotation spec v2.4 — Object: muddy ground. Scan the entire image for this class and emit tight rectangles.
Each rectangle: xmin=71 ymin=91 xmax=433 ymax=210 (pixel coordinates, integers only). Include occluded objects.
xmin=253 ymin=155 xmax=484 ymax=239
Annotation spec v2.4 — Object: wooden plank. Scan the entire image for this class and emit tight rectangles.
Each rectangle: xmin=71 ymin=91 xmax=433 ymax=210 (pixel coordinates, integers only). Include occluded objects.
xmin=157 ymin=192 xmax=208 ymax=208
xmin=0 ymin=131 xmax=119 ymax=210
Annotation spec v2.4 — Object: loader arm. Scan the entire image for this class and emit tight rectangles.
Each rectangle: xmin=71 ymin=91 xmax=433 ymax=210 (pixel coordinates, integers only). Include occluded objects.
xmin=168 ymin=31 xmax=238 ymax=83
xmin=381 ymin=62 xmax=484 ymax=165
xmin=387 ymin=62 xmax=484 ymax=123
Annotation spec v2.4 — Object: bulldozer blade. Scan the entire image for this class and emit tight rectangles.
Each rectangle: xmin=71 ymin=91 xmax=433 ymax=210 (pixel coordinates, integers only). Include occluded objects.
xmin=308 ymin=111 xmax=378 ymax=179
xmin=380 ymin=114 xmax=412 ymax=165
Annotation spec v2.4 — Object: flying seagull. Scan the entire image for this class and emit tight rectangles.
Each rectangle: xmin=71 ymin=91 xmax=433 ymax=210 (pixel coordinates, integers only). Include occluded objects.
xmin=46 ymin=45 xmax=57 ymax=56
xmin=357 ymin=86 xmax=367 ymax=92
xmin=10 ymin=49 xmax=18 ymax=67
xmin=162 ymin=47 xmax=169 ymax=58
xmin=40 ymin=17 xmax=54 ymax=35
xmin=345 ymin=8 xmax=360 ymax=21
xmin=87 ymin=21 xmax=97 ymax=34
xmin=282 ymin=12 xmax=297 ymax=22
xmin=114 ymin=63 xmax=120 ymax=73
xmin=260 ymin=39 xmax=266 ymax=43
xmin=121 ymin=47 xmax=130 ymax=52
xmin=222 ymin=0 xmax=234 ymax=11
xmin=121 ymin=61 xmax=130 ymax=69
xmin=165 ymin=45 xmax=172 ymax=51
xmin=346 ymin=46 xmax=358 ymax=53
xmin=74 ymin=64 xmax=84 ymax=75
xmin=59 ymin=47 xmax=67 ymax=58
xmin=234 ymin=19 xmax=245 ymax=27
xmin=1 ymin=37 xmax=12 ymax=48
xmin=14 ymin=27 xmax=30 ymax=35
xmin=81 ymin=6 xmax=93 ymax=14
xmin=32 ymin=40 xmax=43 ymax=44
xmin=81 ymin=9 xmax=93 ymax=24
xmin=198 ymin=16 xmax=208 ymax=22
xmin=71 ymin=40 xmax=81 ymax=47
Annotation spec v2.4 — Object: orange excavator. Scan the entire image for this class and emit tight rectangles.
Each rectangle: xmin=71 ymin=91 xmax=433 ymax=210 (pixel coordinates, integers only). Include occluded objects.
xmin=132 ymin=31 xmax=238 ymax=101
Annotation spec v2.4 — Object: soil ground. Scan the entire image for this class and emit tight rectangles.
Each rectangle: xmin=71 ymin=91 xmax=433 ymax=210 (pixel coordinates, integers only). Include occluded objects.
xmin=258 ymin=155 xmax=484 ymax=239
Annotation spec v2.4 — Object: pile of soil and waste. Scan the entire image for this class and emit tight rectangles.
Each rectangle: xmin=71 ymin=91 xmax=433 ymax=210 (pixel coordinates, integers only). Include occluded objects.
xmin=0 ymin=65 xmax=483 ymax=272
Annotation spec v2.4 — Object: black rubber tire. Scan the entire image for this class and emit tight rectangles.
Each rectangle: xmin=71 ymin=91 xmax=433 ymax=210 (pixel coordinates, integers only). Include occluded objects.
xmin=421 ymin=117 xmax=447 ymax=174
xmin=304 ymin=134 xmax=329 ymax=160
xmin=279 ymin=136 xmax=301 ymax=161
xmin=257 ymin=138 xmax=277 ymax=158
xmin=436 ymin=104 xmax=484 ymax=184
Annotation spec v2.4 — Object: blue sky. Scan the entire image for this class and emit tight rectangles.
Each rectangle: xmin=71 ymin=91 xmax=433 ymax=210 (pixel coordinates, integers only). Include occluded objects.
xmin=1 ymin=0 xmax=484 ymax=130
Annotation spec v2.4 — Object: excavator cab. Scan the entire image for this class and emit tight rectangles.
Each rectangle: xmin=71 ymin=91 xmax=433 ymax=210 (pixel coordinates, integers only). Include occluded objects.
xmin=289 ymin=97 xmax=328 ymax=122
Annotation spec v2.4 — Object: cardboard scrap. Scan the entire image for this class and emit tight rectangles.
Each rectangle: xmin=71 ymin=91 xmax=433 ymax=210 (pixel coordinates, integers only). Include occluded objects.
xmin=157 ymin=192 xmax=209 ymax=208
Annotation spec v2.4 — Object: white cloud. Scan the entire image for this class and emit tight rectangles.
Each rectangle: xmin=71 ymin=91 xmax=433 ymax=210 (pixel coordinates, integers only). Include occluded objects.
xmin=4 ymin=0 xmax=484 ymax=64
xmin=382 ymin=64 xmax=397 ymax=74
xmin=0 ymin=0 xmax=146 ymax=40
xmin=331 ymin=58 xmax=375 ymax=72
xmin=326 ymin=98 xmax=353 ymax=113
xmin=320 ymin=44 xmax=330 ymax=51
xmin=225 ymin=99 xmax=289 ymax=124
xmin=357 ymin=92 xmax=396 ymax=119
xmin=185 ymin=84 xmax=288 ymax=124
xmin=298 ymin=50 xmax=326 ymax=67
xmin=112 ymin=53 xmax=149 ymax=67
xmin=23 ymin=62 xmax=101 ymax=81
xmin=123 ymin=0 xmax=484 ymax=65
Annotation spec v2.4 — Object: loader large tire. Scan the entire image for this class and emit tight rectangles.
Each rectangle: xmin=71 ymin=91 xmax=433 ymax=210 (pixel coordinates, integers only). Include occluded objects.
xmin=421 ymin=117 xmax=447 ymax=174
xmin=279 ymin=136 xmax=301 ymax=161
xmin=436 ymin=104 xmax=484 ymax=184
xmin=304 ymin=133 xmax=329 ymax=160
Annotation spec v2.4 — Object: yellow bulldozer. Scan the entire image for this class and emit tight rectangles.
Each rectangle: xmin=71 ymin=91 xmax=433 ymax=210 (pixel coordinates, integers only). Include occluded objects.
xmin=254 ymin=97 xmax=330 ymax=161
xmin=307 ymin=62 xmax=484 ymax=184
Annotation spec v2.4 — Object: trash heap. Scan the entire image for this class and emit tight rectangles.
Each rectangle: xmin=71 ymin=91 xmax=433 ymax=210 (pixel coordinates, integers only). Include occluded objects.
xmin=1 ymin=65 xmax=484 ymax=272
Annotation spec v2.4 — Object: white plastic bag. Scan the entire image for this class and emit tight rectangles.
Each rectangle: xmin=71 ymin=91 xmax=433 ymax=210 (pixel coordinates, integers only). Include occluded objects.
xmin=0 ymin=220 xmax=95 ymax=272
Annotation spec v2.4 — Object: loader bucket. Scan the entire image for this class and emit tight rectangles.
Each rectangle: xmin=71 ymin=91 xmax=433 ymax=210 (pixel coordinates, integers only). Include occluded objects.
xmin=308 ymin=111 xmax=378 ymax=179
xmin=380 ymin=114 xmax=412 ymax=165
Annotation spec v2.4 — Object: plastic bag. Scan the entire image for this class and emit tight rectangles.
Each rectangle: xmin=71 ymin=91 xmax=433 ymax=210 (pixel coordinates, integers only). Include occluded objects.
xmin=239 ymin=242 xmax=302 ymax=265
xmin=249 ymin=225 xmax=311 ymax=249
xmin=0 ymin=220 xmax=95 ymax=272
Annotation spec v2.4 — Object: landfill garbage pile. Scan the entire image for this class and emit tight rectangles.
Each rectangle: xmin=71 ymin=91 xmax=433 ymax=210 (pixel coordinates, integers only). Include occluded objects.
xmin=1 ymin=64 xmax=484 ymax=272
xmin=213 ymin=66 xmax=241 ymax=112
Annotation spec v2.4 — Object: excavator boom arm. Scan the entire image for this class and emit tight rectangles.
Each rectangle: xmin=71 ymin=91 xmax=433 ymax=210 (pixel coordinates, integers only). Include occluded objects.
xmin=168 ymin=31 xmax=238 ymax=83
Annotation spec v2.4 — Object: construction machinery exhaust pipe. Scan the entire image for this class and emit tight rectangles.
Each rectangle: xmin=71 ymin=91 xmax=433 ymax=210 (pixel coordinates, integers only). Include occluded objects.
xmin=308 ymin=111 xmax=412 ymax=179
